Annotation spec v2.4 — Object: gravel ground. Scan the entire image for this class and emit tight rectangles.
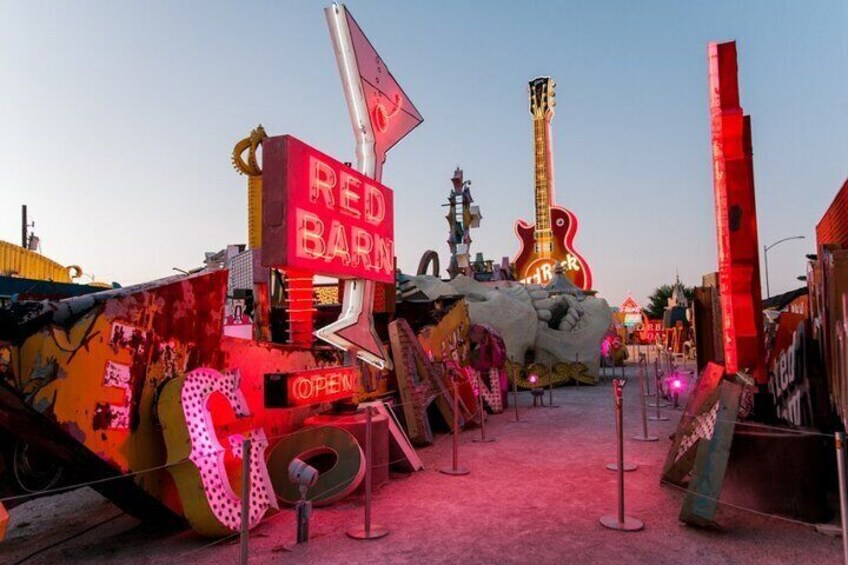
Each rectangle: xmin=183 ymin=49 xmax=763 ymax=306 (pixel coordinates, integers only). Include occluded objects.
xmin=1 ymin=363 xmax=842 ymax=564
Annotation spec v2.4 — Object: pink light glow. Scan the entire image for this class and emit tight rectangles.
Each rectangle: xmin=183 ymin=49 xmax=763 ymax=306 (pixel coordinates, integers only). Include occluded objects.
xmin=672 ymin=378 xmax=683 ymax=390
xmin=529 ymin=374 xmax=538 ymax=384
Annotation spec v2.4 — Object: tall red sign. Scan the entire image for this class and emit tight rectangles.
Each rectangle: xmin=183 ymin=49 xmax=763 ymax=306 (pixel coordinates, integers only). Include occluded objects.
xmin=262 ymin=135 xmax=395 ymax=284
xmin=708 ymin=41 xmax=766 ymax=384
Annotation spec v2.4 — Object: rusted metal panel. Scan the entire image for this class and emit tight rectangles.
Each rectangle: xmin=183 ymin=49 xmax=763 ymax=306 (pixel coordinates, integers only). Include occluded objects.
xmin=679 ymin=380 xmax=743 ymax=526
xmin=3 ymin=270 xmax=344 ymax=522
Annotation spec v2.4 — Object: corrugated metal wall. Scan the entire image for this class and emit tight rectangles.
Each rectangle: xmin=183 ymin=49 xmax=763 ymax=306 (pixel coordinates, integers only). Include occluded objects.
xmin=0 ymin=240 xmax=72 ymax=282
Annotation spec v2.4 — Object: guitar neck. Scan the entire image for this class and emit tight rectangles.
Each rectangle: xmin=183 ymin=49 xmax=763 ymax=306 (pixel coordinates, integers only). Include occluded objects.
xmin=534 ymin=115 xmax=553 ymax=241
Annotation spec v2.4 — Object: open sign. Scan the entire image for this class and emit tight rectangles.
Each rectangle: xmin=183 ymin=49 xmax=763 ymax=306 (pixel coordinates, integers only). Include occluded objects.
xmin=262 ymin=135 xmax=395 ymax=283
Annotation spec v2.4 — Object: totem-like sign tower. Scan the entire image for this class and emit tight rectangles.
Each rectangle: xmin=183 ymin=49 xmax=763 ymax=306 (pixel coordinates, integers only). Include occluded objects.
xmin=708 ymin=41 xmax=766 ymax=384
xmin=445 ymin=167 xmax=482 ymax=278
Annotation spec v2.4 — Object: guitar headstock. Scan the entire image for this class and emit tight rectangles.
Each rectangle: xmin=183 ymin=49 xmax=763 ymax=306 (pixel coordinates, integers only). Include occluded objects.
xmin=529 ymin=76 xmax=556 ymax=119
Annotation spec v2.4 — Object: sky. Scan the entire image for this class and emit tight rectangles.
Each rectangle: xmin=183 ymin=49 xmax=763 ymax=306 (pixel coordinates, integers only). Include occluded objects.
xmin=0 ymin=0 xmax=845 ymax=307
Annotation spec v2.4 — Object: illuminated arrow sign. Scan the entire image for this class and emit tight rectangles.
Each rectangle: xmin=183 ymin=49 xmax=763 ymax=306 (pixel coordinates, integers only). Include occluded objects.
xmin=326 ymin=3 xmax=423 ymax=180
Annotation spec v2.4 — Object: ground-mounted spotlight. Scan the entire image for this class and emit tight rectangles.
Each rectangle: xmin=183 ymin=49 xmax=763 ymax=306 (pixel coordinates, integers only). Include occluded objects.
xmin=288 ymin=458 xmax=319 ymax=543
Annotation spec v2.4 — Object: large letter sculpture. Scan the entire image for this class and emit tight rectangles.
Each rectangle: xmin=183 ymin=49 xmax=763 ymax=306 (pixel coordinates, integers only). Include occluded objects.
xmin=708 ymin=41 xmax=766 ymax=384
xmin=388 ymin=318 xmax=454 ymax=445
xmin=159 ymin=368 xmax=277 ymax=537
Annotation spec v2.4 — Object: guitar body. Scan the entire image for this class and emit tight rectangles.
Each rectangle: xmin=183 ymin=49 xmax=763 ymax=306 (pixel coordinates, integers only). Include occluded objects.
xmin=513 ymin=206 xmax=592 ymax=290
xmin=514 ymin=76 xmax=593 ymax=291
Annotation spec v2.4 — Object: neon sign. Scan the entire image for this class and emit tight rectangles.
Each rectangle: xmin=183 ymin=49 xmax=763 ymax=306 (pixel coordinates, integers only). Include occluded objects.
xmin=268 ymin=366 xmax=360 ymax=407
xmin=158 ymin=368 xmax=277 ymax=537
xmin=262 ymin=135 xmax=395 ymax=283
xmin=519 ymin=254 xmax=583 ymax=285
xmin=707 ymin=41 xmax=766 ymax=383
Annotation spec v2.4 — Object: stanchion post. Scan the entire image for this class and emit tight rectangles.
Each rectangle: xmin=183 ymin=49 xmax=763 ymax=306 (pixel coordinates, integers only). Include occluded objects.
xmin=511 ymin=370 xmax=527 ymax=423
xmin=473 ymin=378 xmax=495 ymax=443
xmin=601 ymin=379 xmax=644 ymax=531
xmin=606 ymin=375 xmax=638 ymax=471
xmin=836 ymin=432 xmax=848 ymax=564
xmin=440 ymin=377 xmax=470 ymax=475
xmin=548 ymin=367 xmax=560 ymax=408
xmin=633 ymin=359 xmax=658 ymax=442
xmin=347 ymin=406 xmax=389 ymax=539
xmin=240 ymin=438 xmax=251 ymax=565
xmin=649 ymin=358 xmax=669 ymax=421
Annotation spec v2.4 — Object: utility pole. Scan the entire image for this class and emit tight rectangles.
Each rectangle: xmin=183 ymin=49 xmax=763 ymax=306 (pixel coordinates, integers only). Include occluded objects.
xmin=21 ymin=205 xmax=27 ymax=248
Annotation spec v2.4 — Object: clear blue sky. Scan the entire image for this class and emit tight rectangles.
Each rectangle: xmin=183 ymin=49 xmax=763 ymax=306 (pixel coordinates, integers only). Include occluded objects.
xmin=1 ymin=0 xmax=845 ymax=307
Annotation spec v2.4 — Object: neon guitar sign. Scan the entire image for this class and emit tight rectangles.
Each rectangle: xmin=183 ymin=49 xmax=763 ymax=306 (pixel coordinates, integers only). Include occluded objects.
xmin=512 ymin=77 xmax=592 ymax=290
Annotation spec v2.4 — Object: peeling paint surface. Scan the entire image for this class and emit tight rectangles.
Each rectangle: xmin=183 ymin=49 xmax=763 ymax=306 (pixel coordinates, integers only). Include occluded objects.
xmin=5 ymin=270 xmax=339 ymax=522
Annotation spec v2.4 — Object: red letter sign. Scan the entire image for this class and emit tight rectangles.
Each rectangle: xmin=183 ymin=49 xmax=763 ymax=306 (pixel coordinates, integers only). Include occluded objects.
xmin=262 ymin=135 xmax=395 ymax=283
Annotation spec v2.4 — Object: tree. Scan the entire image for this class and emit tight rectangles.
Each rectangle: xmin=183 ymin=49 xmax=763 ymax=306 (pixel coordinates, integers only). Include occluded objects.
xmin=644 ymin=284 xmax=696 ymax=319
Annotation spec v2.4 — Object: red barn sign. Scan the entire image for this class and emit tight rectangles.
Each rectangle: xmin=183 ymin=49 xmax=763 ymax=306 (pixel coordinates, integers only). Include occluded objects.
xmin=262 ymin=135 xmax=395 ymax=283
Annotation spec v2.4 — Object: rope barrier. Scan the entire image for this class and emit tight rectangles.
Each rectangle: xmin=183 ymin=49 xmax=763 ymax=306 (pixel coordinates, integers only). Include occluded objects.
xmin=11 ymin=510 xmax=125 ymax=565
xmin=0 ymin=458 xmax=191 ymax=504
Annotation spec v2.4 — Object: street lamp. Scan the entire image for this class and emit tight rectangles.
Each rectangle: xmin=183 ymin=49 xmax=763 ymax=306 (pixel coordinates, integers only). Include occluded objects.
xmin=763 ymin=235 xmax=805 ymax=298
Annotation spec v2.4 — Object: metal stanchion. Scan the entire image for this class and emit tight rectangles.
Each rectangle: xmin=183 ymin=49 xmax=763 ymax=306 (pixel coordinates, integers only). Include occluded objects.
xmin=511 ymin=373 xmax=528 ymax=423
xmin=648 ymin=356 xmax=669 ymax=408
xmin=633 ymin=358 xmax=658 ymax=442
xmin=836 ymin=432 xmax=848 ymax=564
xmin=601 ymin=379 xmax=644 ymax=531
xmin=347 ymin=407 xmax=389 ymax=539
xmin=607 ymin=373 xmax=638 ymax=472
xmin=575 ymin=352 xmax=581 ymax=386
xmin=440 ymin=378 xmax=470 ymax=475
xmin=639 ymin=353 xmax=651 ymax=397
xmin=547 ymin=368 xmax=560 ymax=408
xmin=240 ymin=439 xmax=251 ymax=565
xmin=649 ymin=358 xmax=669 ymax=421
xmin=472 ymin=380 xmax=496 ymax=443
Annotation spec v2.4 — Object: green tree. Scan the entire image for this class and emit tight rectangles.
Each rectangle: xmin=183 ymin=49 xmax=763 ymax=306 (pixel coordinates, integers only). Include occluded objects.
xmin=644 ymin=284 xmax=695 ymax=319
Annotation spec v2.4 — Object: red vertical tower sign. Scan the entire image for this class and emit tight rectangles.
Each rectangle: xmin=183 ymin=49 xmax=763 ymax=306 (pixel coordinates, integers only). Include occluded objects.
xmin=708 ymin=41 xmax=766 ymax=384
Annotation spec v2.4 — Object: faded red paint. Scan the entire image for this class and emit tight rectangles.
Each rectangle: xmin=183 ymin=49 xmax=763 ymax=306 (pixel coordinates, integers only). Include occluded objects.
xmin=708 ymin=41 xmax=766 ymax=384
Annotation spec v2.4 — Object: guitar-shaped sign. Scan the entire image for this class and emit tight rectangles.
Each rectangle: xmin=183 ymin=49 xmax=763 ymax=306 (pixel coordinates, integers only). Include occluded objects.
xmin=512 ymin=77 xmax=592 ymax=290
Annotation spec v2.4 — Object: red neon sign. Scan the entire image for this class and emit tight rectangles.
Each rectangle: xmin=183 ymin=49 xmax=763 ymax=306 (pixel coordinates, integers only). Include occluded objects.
xmin=283 ymin=366 xmax=359 ymax=407
xmin=708 ymin=41 xmax=766 ymax=384
xmin=262 ymin=135 xmax=395 ymax=283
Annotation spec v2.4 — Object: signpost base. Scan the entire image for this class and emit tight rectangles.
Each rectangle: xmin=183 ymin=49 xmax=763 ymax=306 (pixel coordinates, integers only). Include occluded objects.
xmin=346 ymin=525 xmax=389 ymax=540
xmin=599 ymin=515 xmax=644 ymax=531
xmin=439 ymin=466 xmax=470 ymax=476
xmin=606 ymin=462 xmax=638 ymax=472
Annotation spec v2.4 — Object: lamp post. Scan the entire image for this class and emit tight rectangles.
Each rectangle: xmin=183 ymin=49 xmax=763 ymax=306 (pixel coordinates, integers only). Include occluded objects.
xmin=763 ymin=235 xmax=805 ymax=298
